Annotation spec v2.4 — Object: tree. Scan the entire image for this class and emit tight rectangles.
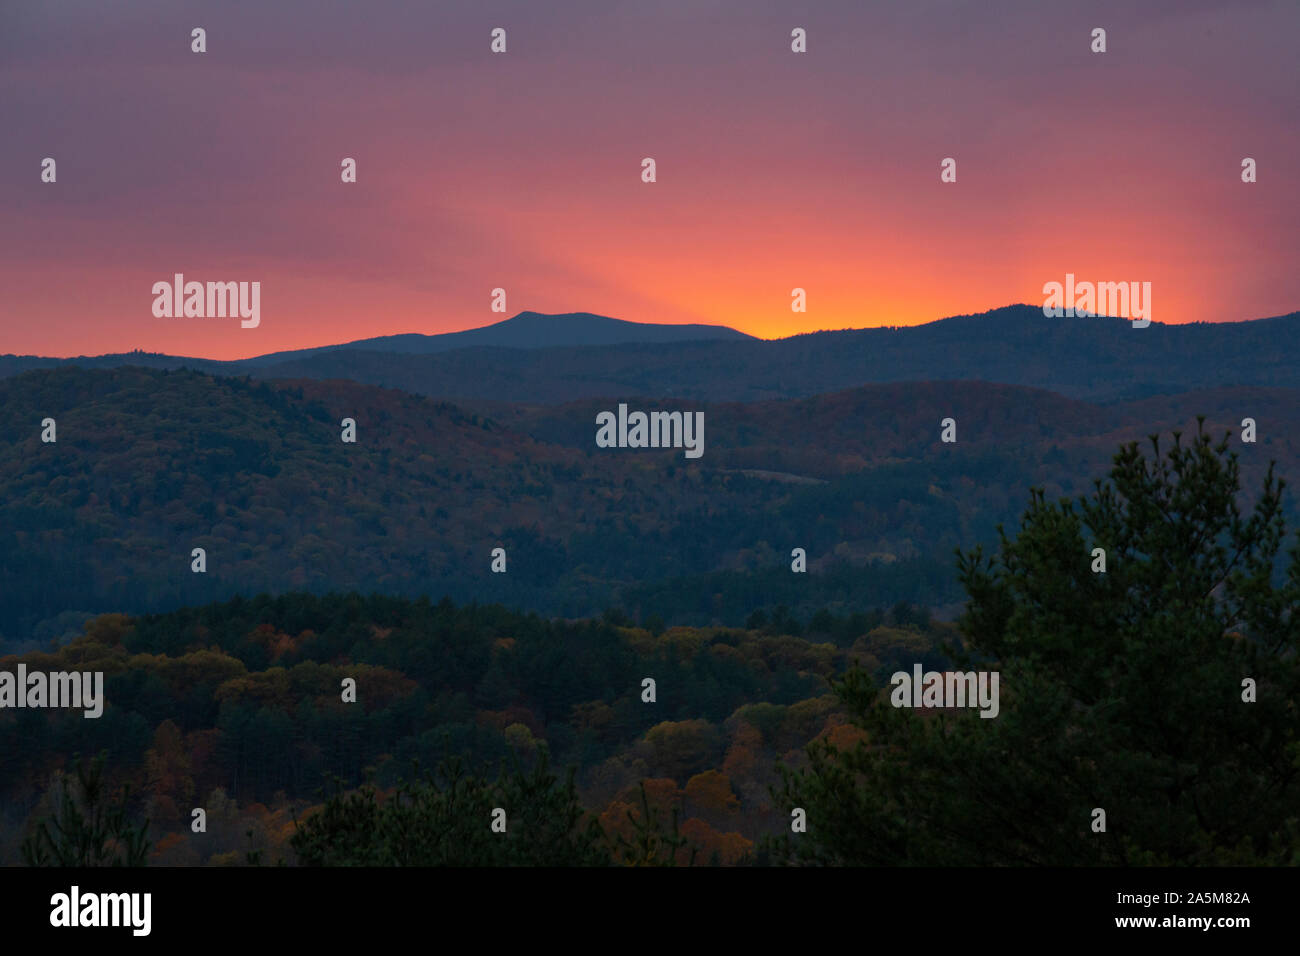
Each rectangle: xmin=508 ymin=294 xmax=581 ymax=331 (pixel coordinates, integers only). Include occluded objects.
xmin=643 ymin=719 xmax=722 ymax=781
xmin=290 ymin=746 xmax=610 ymax=866
xmin=772 ymin=423 xmax=1300 ymax=865
xmin=607 ymin=780 xmax=697 ymax=867
xmin=23 ymin=751 xmax=151 ymax=866
xmin=684 ymin=770 xmax=740 ymax=816
xmin=145 ymin=719 xmax=194 ymax=823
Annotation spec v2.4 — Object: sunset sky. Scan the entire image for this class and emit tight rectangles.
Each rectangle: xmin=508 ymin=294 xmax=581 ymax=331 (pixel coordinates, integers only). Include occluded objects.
xmin=1 ymin=0 xmax=1296 ymax=359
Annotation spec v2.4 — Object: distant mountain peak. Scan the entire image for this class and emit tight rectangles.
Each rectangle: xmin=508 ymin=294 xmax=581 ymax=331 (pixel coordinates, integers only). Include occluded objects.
xmin=502 ymin=310 xmax=608 ymax=321
xmin=468 ymin=309 xmax=755 ymax=343
xmin=223 ymin=311 xmax=754 ymax=367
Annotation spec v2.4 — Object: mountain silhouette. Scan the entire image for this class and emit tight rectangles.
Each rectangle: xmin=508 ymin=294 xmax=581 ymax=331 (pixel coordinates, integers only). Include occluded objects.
xmin=233 ymin=305 xmax=1300 ymax=404
xmin=236 ymin=311 xmax=756 ymax=366
xmin=3 ymin=305 xmax=1299 ymax=403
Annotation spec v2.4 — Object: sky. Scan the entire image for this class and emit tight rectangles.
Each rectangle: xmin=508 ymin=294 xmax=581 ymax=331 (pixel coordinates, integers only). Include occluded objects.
xmin=1 ymin=0 xmax=1296 ymax=359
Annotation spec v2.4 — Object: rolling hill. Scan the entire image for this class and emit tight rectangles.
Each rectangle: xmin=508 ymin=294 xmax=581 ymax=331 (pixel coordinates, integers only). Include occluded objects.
xmin=4 ymin=365 xmax=1298 ymax=649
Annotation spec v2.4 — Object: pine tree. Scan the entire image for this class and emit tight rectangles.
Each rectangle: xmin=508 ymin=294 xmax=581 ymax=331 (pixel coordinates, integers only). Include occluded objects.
xmin=23 ymin=751 xmax=151 ymax=866
xmin=290 ymin=746 xmax=612 ymax=866
xmin=609 ymin=780 xmax=697 ymax=867
xmin=772 ymin=422 xmax=1300 ymax=865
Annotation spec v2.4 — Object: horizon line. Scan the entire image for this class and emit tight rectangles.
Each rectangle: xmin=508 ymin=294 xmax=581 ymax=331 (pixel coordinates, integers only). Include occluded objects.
xmin=9 ymin=303 xmax=1298 ymax=364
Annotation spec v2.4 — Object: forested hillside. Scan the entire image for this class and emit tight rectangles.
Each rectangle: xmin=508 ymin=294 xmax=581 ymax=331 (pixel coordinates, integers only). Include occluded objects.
xmin=8 ymin=425 xmax=1298 ymax=867
xmin=0 ymin=594 xmax=951 ymax=865
xmin=5 ymin=366 xmax=1298 ymax=648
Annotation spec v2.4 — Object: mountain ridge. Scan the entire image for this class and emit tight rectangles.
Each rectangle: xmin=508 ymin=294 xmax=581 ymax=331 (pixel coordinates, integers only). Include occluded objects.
xmin=4 ymin=305 xmax=1300 ymax=404
xmin=0 ymin=310 xmax=754 ymax=370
